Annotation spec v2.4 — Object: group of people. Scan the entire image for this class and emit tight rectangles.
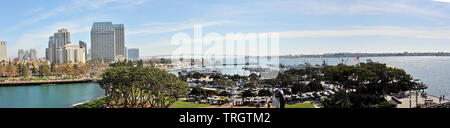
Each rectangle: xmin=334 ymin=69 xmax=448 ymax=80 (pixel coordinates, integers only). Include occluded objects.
xmin=439 ymin=95 xmax=446 ymax=104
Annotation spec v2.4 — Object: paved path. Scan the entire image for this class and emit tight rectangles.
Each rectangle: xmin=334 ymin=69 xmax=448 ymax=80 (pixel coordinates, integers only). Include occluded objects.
xmin=386 ymin=91 xmax=449 ymax=108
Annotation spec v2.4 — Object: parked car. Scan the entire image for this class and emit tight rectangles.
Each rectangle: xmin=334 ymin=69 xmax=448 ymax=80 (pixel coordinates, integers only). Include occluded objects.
xmin=301 ymin=94 xmax=309 ymax=99
xmin=313 ymin=92 xmax=321 ymax=98
xmin=305 ymin=93 xmax=314 ymax=99
xmin=321 ymin=91 xmax=329 ymax=96
xmin=252 ymin=97 xmax=260 ymax=103
xmin=326 ymin=90 xmax=335 ymax=95
xmin=333 ymin=89 xmax=340 ymax=93
xmin=260 ymin=97 xmax=267 ymax=103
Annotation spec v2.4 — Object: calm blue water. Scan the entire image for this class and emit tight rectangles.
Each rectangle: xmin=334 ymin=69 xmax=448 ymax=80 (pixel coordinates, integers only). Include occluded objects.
xmin=366 ymin=56 xmax=450 ymax=98
xmin=287 ymin=56 xmax=450 ymax=98
xmin=0 ymin=83 xmax=105 ymax=108
xmin=0 ymin=56 xmax=448 ymax=108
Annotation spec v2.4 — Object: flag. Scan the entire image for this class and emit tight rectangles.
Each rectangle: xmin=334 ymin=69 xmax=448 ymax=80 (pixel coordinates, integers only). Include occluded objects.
xmin=354 ymin=57 xmax=360 ymax=61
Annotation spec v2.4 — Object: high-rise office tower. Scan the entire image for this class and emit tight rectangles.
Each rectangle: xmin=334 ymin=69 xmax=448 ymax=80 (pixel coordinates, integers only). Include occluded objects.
xmin=18 ymin=49 xmax=25 ymax=60
xmin=45 ymin=48 xmax=49 ymax=60
xmin=91 ymin=22 xmax=126 ymax=62
xmin=87 ymin=48 xmax=91 ymax=60
xmin=0 ymin=41 xmax=6 ymax=61
xmin=128 ymin=48 xmax=139 ymax=61
xmin=79 ymin=41 xmax=87 ymax=60
xmin=55 ymin=28 xmax=71 ymax=49
xmin=30 ymin=49 xmax=37 ymax=60
xmin=47 ymin=28 xmax=71 ymax=64
xmin=48 ymin=36 xmax=55 ymax=62
xmin=54 ymin=28 xmax=71 ymax=63
xmin=114 ymin=24 xmax=126 ymax=60
xmin=56 ymin=48 xmax=64 ymax=64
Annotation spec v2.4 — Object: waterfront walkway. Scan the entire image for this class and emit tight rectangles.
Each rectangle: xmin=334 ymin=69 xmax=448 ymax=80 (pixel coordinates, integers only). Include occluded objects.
xmin=0 ymin=78 xmax=97 ymax=86
xmin=386 ymin=91 xmax=449 ymax=108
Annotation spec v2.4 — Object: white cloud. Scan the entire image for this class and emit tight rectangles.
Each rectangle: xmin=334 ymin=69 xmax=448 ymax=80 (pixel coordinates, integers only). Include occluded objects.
xmin=433 ymin=0 xmax=450 ymax=3
xmin=267 ymin=0 xmax=450 ymax=19
xmin=12 ymin=0 xmax=149 ymax=30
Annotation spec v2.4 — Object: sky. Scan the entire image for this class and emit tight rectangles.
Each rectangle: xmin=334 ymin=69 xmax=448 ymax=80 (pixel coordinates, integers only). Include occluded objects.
xmin=1 ymin=0 xmax=450 ymax=58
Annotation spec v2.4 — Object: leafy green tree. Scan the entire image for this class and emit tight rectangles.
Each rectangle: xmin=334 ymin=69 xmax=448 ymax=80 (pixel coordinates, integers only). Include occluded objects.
xmin=244 ymin=81 xmax=256 ymax=89
xmin=249 ymin=73 xmax=259 ymax=81
xmin=263 ymin=79 xmax=278 ymax=87
xmin=307 ymin=80 xmax=324 ymax=92
xmin=31 ymin=67 xmax=38 ymax=76
xmin=322 ymin=62 xmax=414 ymax=108
xmin=291 ymin=83 xmax=310 ymax=94
xmin=99 ymin=66 xmax=189 ymax=108
xmin=137 ymin=60 xmax=144 ymax=67
xmin=282 ymin=89 xmax=291 ymax=95
xmin=5 ymin=63 xmax=18 ymax=77
xmin=17 ymin=63 xmax=28 ymax=77
xmin=38 ymin=63 xmax=51 ymax=77
xmin=218 ymin=91 xmax=232 ymax=97
xmin=241 ymin=90 xmax=256 ymax=98
xmin=63 ymin=63 xmax=76 ymax=77
xmin=258 ymin=89 xmax=272 ymax=96
xmin=323 ymin=92 xmax=395 ymax=108
xmin=276 ymin=73 xmax=292 ymax=87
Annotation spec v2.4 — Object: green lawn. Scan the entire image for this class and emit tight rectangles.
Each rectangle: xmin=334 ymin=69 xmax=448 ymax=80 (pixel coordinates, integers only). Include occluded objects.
xmin=74 ymin=97 xmax=107 ymax=108
xmin=285 ymin=103 xmax=316 ymax=108
xmin=172 ymin=100 xmax=212 ymax=108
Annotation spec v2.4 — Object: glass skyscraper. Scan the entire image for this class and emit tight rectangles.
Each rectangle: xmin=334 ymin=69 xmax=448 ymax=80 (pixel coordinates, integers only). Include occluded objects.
xmin=91 ymin=22 xmax=126 ymax=62
xmin=128 ymin=48 xmax=139 ymax=61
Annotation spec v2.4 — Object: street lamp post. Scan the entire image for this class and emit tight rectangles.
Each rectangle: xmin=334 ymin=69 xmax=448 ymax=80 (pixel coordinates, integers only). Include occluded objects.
xmin=409 ymin=89 xmax=412 ymax=108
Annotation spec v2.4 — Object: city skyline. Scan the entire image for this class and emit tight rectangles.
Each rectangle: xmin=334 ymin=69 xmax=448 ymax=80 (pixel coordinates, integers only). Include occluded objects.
xmin=1 ymin=0 xmax=450 ymax=59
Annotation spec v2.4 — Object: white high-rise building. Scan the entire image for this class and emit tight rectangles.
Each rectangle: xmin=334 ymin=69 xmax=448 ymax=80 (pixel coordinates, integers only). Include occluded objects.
xmin=91 ymin=22 xmax=126 ymax=62
xmin=0 ymin=41 xmax=6 ymax=61
xmin=30 ymin=49 xmax=36 ymax=60
xmin=114 ymin=24 xmax=126 ymax=60
xmin=79 ymin=41 xmax=88 ymax=60
xmin=64 ymin=44 xmax=85 ymax=64
xmin=18 ymin=49 xmax=25 ymax=60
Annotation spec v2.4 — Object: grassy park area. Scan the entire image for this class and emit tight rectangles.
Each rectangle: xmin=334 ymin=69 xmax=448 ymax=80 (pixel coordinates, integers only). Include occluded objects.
xmin=285 ymin=103 xmax=316 ymax=108
xmin=73 ymin=97 xmax=107 ymax=108
xmin=172 ymin=99 xmax=212 ymax=108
